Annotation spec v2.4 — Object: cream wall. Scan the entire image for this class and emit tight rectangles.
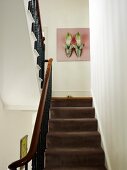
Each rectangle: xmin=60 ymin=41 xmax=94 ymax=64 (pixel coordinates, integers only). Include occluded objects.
xmin=0 ymin=0 xmax=3 ymax=102
xmin=40 ymin=0 xmax=91 ymax=97
xmin=0 ymin=100 xmax=35 ymax=169
xmin=89 ymin=0 xmax=127 ymax=169
xmin=0 ymin=1 xmax=39 ymax=169
xmin=0 ymin=0 xmax=40 ymax=109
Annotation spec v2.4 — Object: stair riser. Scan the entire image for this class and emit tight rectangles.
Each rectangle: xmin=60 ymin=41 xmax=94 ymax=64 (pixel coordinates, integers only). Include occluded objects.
xmin=51 ymin=98 xmax=92 ymax=107
xmin=45 ymin=167 xmax=107 ymax=170
xmin=45 ymin=168 xmax=107 ymax=170
xmin=50 ymin=108 xmax=95 ymax=119
xmin=49 ymin=121 xmax=97 ymax=132
xmin=47 ymin=135 xmax=101 ymax=148
xmin=45 ymin=153 xmax=105 ymax=168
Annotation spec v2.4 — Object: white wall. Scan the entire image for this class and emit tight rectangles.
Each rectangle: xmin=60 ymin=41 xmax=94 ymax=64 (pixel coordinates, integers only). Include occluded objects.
xmin=0 ymin=98 xmax=4 ymax=114
xmin=0 ymin=105 xmax=35 ymax=170
xmin=0 ymin=0 xmax=40 ymax=109
xmin=89 ymin=0 xmax=127 ymax=169
xmin=0 ymin=0 xmax=4 ymax=102
xmin=0 ymin=1 xmax=39 ymax=169
xmin=40 ymin=0 xmax=91 ymax=97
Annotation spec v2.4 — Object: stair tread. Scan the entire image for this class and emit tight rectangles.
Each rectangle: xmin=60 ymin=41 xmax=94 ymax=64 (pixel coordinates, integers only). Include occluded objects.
xmin=45 ymin=167 xmax=107 ymax=170
xmin=49 ymin=118 xmax=97 ymax=132
xmin=47 ymin=131 xmax=100 ymax=136
xmin=51 ymin=107 xmax=95 ymax=110
xmin=47 ymin=131 xmax=101 ymax=148
xmin=46 ymin=147 xmax=104 ymax=154
xmin=45 ymin=147 xmax=105 ymax=168
xmin=52 ymin=97 xmax=93 ymax=100
xmin=50 ymin=107 xmax=95 ymax=119
xmin=49 ymin=118 xmax=97 ymax=121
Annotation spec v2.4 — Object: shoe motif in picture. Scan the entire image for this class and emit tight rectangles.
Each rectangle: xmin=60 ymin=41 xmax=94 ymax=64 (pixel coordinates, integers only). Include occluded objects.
xmin=74 ymin=32 xmax=84 ymax=57
xmin=65 ymin=33 xmax=73 ymax=57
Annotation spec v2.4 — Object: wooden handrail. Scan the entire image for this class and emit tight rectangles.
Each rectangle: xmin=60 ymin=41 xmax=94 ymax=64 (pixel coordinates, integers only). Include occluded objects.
xmin=8 ymin=58 xmax=53 ymax=169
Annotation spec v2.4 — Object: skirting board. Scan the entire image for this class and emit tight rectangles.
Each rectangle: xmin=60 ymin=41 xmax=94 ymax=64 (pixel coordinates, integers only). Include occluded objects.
xmin=92 ymin=91 xmax=112 ymax=170
xmin=52 ymin=90 xmax=91 ymax=97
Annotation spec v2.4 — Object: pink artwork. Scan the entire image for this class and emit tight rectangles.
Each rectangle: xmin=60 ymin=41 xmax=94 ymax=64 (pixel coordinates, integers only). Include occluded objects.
xmin=57 ymin=28 xmax=90 ymax=61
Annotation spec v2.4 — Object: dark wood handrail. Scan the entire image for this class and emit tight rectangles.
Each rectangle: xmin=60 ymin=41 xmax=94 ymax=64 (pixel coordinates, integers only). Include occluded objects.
xmin=8 ymin=58 xmax=53 ymax=169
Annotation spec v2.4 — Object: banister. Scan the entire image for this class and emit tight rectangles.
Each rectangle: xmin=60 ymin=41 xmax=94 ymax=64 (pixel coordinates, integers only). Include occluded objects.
xmin=29 ymin=0 xmax=46 ymax=85
xmin=36 ymin=0 xmax=45 ymax=46
xmin=8 ymin=58 xmax=53 ymax=169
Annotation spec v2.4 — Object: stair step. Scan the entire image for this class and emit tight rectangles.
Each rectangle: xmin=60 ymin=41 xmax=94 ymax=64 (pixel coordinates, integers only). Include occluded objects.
xmin=50 ymin=107 xmax=95 ymax=119
xmin=45 ymin=167 xmax=107 ymax=170
xmin=45 ymin=96 xmax=106 ymax=169
xmin=45 ymin=147 xmax=105 ymax=168
xmin=47 ymin=131 xmax=101 ymax=148
xmin=49 ymin=118 xmax=97 ymax=132
xmin=51 ymin=97 xmax=92 ymax=107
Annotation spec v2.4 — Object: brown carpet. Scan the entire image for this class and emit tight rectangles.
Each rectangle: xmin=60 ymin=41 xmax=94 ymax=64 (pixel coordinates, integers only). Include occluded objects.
xmin=45 ymin=97 xmax=107 ymax=170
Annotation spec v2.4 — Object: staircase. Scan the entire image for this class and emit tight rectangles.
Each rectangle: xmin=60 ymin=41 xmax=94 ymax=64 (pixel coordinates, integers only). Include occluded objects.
xmin=45 ymin=97 xmax=107 ymax=170
xmin=28 ymin=0 xmax=45 ymax=89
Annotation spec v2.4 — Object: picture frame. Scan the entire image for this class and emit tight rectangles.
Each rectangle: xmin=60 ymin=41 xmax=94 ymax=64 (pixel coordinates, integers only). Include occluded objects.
xmin=57 ymin=28 xmax=90 ymax=61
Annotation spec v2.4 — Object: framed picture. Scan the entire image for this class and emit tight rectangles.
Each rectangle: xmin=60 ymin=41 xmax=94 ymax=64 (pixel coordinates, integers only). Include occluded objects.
xmin=57 ymin=28 xmax=90 ymax=61
xmin=20 ymin=135 xmax=28 ymax=170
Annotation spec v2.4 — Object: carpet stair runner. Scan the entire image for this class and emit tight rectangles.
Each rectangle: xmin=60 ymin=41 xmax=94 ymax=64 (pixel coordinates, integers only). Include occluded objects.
xmin=45 ymin=97 xmax=107 ymax=170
